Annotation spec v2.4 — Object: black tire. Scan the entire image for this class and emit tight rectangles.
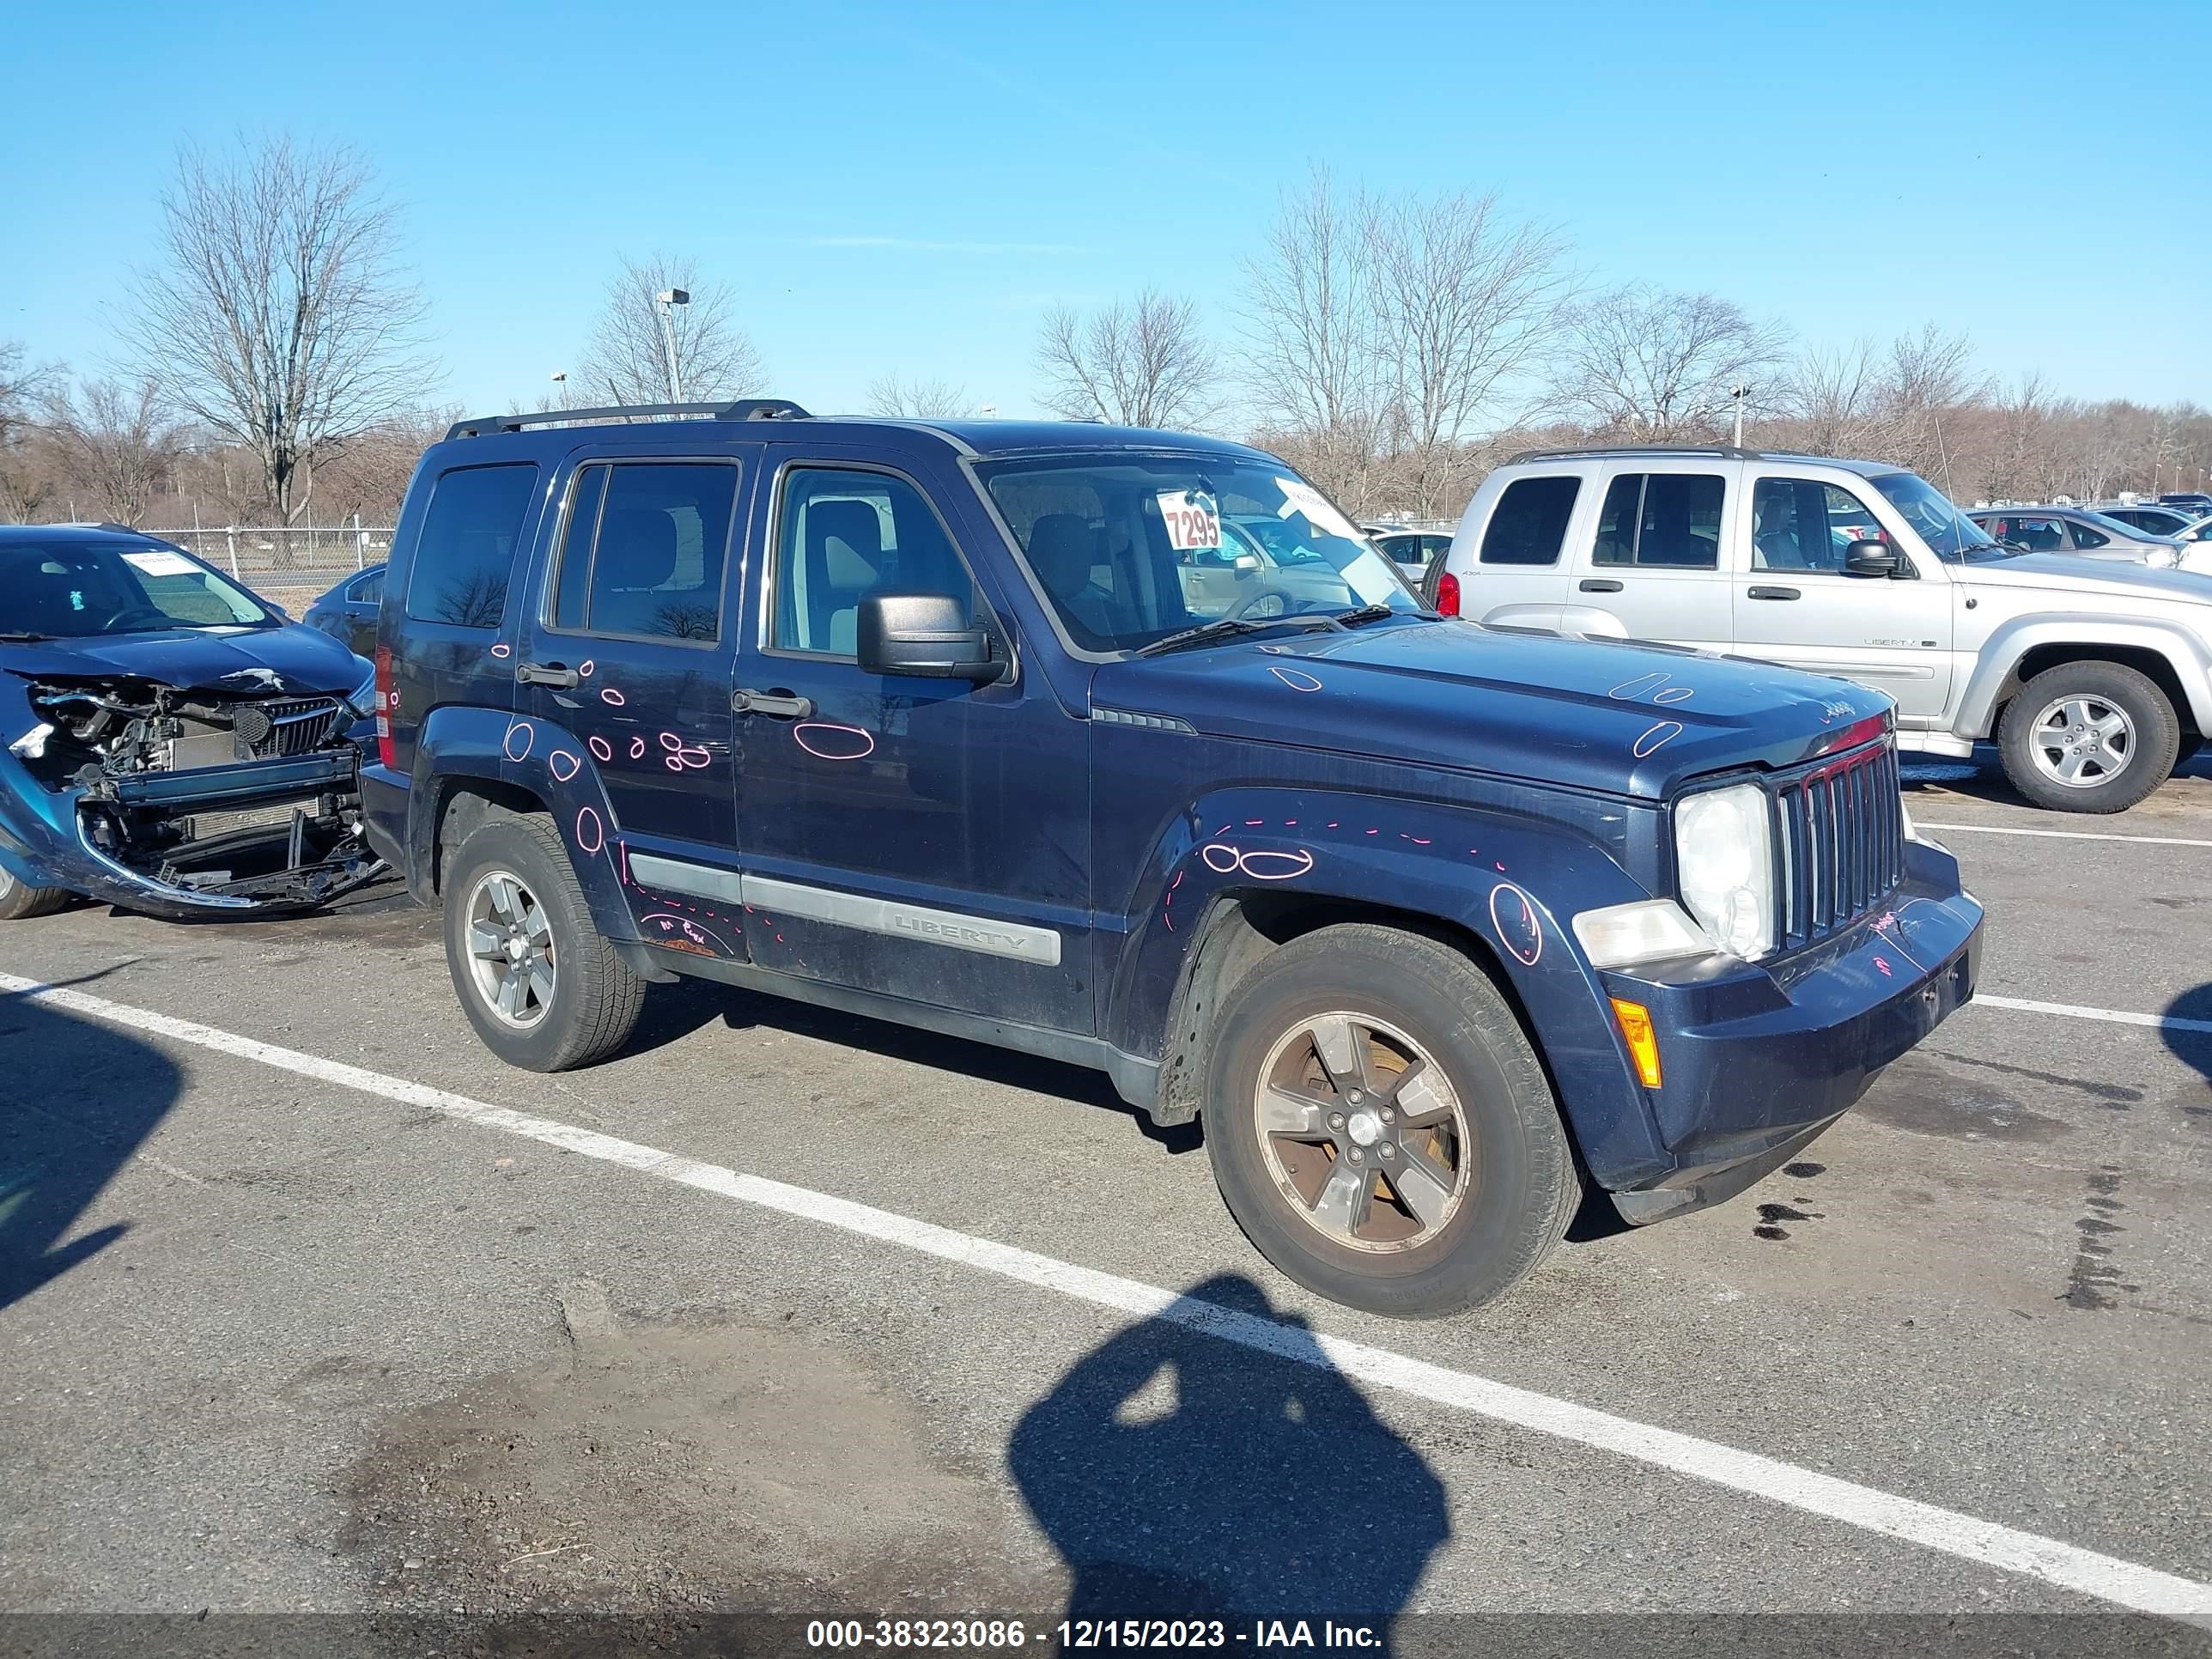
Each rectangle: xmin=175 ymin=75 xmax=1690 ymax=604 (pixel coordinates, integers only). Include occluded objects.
xmin=1997 ymin=660 xmax=2179 ymax=814
xmin=1200 ymin=924 xmax=1576 ymax=1318
xmin=441 ymin=813 xmax=645 ymax=1071
xmin=0 ymin=866 xmax=71 ymax=921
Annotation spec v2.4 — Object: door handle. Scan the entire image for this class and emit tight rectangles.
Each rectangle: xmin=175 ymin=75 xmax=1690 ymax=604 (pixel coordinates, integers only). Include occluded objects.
xmin=1747 ymin=586 xmax=1801 ymax=601
xmin=1578 ymin=579 xmax=1624 ymax=593
xmin=733 ymin=689 xmax=815 ymax=719
xmin=516 ymin=661 xmax=580 ymax=687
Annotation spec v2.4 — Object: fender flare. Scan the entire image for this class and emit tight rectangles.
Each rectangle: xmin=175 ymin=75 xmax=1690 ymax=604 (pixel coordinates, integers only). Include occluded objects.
xmin=410 ymin=704 xmax=639 ymax=943
xmin=1957 ymin=615 xmax=2212 ymax=738
xmin=1106 ymin=785 xmax=1671 ymax=1188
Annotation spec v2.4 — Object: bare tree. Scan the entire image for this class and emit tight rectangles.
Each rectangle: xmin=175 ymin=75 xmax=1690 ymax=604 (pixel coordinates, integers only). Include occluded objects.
xmin=577 ymin=254 xmax=763 ymax=406
xmin=0 ymin=341 xmax=64 ymax=522
xmin=1036 ymin=290 xmax=1218 ymax=428
xmin=1237 ymin=167 xmax=1382 ymax=458
xmin=121 ymin=136 xmax=436 ymax=533
xmin=40 ymin=377 xmax=182 ymax=527
xmin=1549 ymin=285 xmax=1790 ymax=441
xmin=867 ymin=374 xmax=972 ymax=418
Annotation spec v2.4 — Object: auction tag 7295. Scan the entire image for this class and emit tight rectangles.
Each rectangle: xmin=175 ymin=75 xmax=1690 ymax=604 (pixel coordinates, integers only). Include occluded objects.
xmin=1156 ymin=489 xmax=1222 ymax=551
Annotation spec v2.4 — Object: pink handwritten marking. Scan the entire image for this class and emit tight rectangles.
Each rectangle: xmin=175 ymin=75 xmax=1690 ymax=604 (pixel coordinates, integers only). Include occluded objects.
xmin=1875 ymin=956 xmax=1893 ymax=977
xmin=1327 ymin=822 xmax=1339 ymax=829
xmin=574 ymin=806 xmax=605 ymax=855
xmin=793 ymin=722 xmax=876 ymax=762
xmin=642 ymin=912 xmax=731 ymax=956
xmin=599 ymin=687 xmax=626 ymax=707
xmin=629 ymin=736 xmax=647 ymax=759
xmin=1608 ymin=672 xmax=1668 ymax=701
xmin=1200 ymin=842 xmax=1315 ymax=882
xmin=501 ymin=720 xmax=535 ymax=762
xmin=587 ymin=736 xmax=613 ymax=762
xmin=578 ymin=659 xmax=595 ymax=678
xmin=1364 ymin=828 xmax=1378 ymax=836
xmin=1632 ymin=721 xmax=1683 ymax=758
xmin=1654 ymin=686 xmax=1694 ymax=705
xmin=1245 ymin=818 xmax=1264 ymax=826
xmin=1488 ymin=882 xmax=1544 ymax=967
xmin=549 ymin=750 xmax=581 ymax=782
xmin=657 ymin=732 xmax=711 ymax=770
xmin=1201 ymin=843 xmax=1242 ymax=875
xmin=1267 ymin=665 xmax=1323 ymax=693
xmin=489 ymin=642 xmax=511 ymax=659
xmin=1495 ymin=861 xmax=1506 ymax=872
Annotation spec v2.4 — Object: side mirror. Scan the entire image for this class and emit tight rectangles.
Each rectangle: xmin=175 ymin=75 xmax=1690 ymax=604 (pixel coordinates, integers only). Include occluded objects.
xmin=1234 ymin=552 xmax=1261 ymax=574
xmin=1843 ymin=539 xmax=1901 ymax=579
xmin=857 ymin=592 xmax=1000 ymax=682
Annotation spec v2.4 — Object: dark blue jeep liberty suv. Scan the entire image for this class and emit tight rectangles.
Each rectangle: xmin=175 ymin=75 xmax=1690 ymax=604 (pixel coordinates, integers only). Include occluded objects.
xmin=363 ymin=400 xmax=1983 ymax=1316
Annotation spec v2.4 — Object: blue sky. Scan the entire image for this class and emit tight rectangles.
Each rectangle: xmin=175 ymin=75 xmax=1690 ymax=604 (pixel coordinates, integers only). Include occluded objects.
xmin=4 ymin=0 xmax=2206 ymax=422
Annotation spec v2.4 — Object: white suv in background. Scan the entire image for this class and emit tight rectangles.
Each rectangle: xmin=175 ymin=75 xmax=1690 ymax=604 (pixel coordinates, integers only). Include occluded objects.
xmin=1425 ymin=444 xmax=2212 ymax=812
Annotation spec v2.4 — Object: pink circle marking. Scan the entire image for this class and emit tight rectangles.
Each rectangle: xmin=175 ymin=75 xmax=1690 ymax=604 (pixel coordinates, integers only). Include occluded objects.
xmin=1200 ymin=842 xmax=1241 ymax=874
xmin=1237 ymin=848 xmax=1314 ymax=882
xmin=501 ymin=720 xmax=535 ymax=762
xmin=628 ymin=735 xmax=647 ymax=759
xmin=1654 ymin=686 xmax=1694 ymax=705
xmin=793 ymin=722 xmax=876 ymax=762
xmin=1267 ymin=665 xmax=1323 ymax=693
xmin=599 ymin=687 xmax=626 ymax=706
xmin=489 ymin=642 xmax=511 ymax=659
xmin=578 ymin=659 xmax=595 ymax=678
xmin=549 ymin=750 xmax=581 ymax=782
xmin=587 ymin=736 xmax=613 ymax=762
xmin=574 ymin=807 xmax=605 ymax=855
xmin=1488 ymin=882 xmax=1544 ymax=967
xmin=1632 ymin=721 xmax=1683 ymax=758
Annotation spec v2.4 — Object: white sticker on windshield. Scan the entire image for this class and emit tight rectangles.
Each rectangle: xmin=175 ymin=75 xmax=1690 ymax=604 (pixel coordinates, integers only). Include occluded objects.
xmin=123 ymin=550 xmax=199 ymax=576
xmin=1274 ymin=478 xmax=1359 ymax=542
xmin=1155 ymin=489 xmax=1221 ymax=551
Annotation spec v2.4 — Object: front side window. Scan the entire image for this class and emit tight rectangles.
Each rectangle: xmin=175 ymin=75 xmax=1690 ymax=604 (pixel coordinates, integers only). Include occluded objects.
xmin=979 ymin=454 xmax=1413 ymax=653
xmin=1480 ymin=475 xmax=1580 ymax=566
xmin=770 ymin=467 xmax=976 ymax=657
xmin=1872 ymin=471 xmax=2013 ymax=562
xmin=1750 ymin=478 xmax=1888 ymax=573
xmin=405 ymin=463 xmax=539 ymax=627
xmin=550 ymin=462 xmax=738 ymax=642
xmin=1592 ymin=473 xmax=1725 ymax=568
xmin=2 ymin=540 xmax=270 ymax=639
xmin=353 ymin=569 xmax=385 ymax=604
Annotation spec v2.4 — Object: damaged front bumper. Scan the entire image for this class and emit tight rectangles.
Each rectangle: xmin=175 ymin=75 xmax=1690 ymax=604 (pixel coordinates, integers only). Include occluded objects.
xmin=3 ymin=690 xmax=386 ymax=920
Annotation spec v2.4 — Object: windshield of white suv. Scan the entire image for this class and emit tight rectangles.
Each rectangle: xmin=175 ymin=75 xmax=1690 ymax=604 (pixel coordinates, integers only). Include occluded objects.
xmin=1 ymin=541 xmax=273 ymax=639
xmin=979 ymin=455 xmax=1418 ymax=653
xmin=1869 ymin=472 xmax=2019 ymax=563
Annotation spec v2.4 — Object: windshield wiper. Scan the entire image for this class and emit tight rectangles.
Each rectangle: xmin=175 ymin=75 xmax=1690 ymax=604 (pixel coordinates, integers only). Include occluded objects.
xmin=1333 ymin=604 xmax=1422 ymax=628
xmin=1133 ymin=617 xmax=1335 ymax=658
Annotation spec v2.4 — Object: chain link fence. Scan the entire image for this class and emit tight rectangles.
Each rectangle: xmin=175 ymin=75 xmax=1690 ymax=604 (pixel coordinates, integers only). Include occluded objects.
xmin=146 ymin=521 xmax=396 ymax=613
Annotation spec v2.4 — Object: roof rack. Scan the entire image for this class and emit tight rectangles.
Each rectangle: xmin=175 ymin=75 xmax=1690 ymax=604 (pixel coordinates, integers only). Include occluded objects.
xmin=1507 ymin=443 xmax=1765 ymax=464
xmin=445 ymin=398 xmax=811 ymax=441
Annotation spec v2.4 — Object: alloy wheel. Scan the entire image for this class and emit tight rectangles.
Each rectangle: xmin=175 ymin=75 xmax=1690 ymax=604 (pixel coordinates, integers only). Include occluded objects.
xmin=464 ymin=869 xmax=556 ymax=1028
xmin=2028 ymin=694 xmax=2136 ymax=788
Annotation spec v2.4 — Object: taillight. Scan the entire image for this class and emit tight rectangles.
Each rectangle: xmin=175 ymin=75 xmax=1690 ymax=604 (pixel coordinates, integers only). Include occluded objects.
xmin=374 ymin=643 xmax=396 ymax=770
xmin=1434 ymin=570 xmax=1461 ymax=617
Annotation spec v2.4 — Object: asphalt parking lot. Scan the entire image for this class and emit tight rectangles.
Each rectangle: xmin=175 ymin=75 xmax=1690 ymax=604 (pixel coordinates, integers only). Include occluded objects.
xmin=3 ymin=750 xmax=2211 ymax=1654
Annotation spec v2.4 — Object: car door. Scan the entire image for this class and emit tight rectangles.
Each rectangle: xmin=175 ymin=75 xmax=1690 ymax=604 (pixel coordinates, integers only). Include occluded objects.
xmin=343 ymin=568 xmax=384 ymax=656
xmin=512 ymin=447 xmax=752 ymax=953
xmin=1569 ymin=464 xmax=1737 ymax=649
xmin=1729 ymin=472 xmax=1955 ymax=724
xmin=729 ymin=444 xmax=1091 ymax=1032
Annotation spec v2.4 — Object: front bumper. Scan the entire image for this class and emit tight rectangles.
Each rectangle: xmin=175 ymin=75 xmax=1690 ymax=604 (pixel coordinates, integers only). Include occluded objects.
xmin=1598 ymin=842 xmax=1984 ymax=1224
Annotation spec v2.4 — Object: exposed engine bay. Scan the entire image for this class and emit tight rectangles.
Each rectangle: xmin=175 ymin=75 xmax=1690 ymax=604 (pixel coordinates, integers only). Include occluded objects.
xmin=9 ymin=671 xmax=385 ymax=913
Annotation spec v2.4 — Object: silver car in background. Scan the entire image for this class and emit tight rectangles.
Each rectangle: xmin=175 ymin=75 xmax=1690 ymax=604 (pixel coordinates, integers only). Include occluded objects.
xmin=2094 ymin=502 xmax=2212 ymax=543
xmin=1966 ymin=505 xmax=2208 ymax=573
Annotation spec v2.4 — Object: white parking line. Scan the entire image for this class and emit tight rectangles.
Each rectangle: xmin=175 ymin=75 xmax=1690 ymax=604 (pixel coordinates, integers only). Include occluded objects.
xmin=1975 ymin=994 xmax=2212 ymax=1036
xmin=5 ymin=968 xmax=2209 ymax=1625
xmin=1919 ymin=821 xmax=2212 ymax=848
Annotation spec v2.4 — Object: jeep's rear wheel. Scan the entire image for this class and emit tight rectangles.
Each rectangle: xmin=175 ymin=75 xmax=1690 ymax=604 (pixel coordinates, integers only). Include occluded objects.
xmin=442 ymin=814 xmax=645 ymax=1071
xmin=0 ymin=865 xmax=71 ymax=921
xmin=1998 ymin=660 xmax=2178 ymax=813
xmin=1202 ymin=924 xmax=1575 ymax=1318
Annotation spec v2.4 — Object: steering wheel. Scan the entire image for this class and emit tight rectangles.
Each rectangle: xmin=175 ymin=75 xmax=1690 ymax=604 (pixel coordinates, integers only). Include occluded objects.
xmin=1225 ymin=585 xmax=1297 ymax=621
xmin=100 ymin=605 xmax=173 ymax=631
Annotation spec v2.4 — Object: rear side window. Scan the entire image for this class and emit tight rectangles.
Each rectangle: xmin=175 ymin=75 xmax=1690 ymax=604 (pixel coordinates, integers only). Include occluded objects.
xmin=353 ymin=569 xmax=384 ymax=604
xmin=404 ymin=464 xmax=539 ymax=627
xmin=550 ymin=461 xmax=738 ymax=642
xmin=1593 ymin=473 xmax=1725 ymax=568
xmin=2068 ymin=520 xmax=2109 ymax=550
xmin=1480 ymin=476 xmax=1581 ymax=566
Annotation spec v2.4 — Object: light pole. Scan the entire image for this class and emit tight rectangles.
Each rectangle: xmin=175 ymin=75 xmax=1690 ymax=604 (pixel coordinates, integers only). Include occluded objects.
xmin=1729 ymin=385 xmax=1749 ymax=450
xmin=550 ymin=370 xmax=568 ymax=410
xmin=654 ymin=288 xmax=690 ymax=403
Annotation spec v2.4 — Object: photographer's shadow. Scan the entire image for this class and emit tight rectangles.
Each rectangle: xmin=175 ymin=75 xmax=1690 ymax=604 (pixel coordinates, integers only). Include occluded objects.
xmin=1009 ymin=1273 xmax=1447 ymax=1631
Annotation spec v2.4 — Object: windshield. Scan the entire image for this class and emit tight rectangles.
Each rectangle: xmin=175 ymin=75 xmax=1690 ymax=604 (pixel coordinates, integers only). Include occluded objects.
xmin=978 ymin=455 xmax=1418 ymax=653
xmin=2 ymin=541 xmax=271 ymax=639
xmin=1869 ymin=472 xmax=2015 ymax=563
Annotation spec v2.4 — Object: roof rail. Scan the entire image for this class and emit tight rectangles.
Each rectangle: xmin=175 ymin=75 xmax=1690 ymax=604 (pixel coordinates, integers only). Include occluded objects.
xmin=1507 ymin=443 xmax=1764 ymax=464
xmin=445 ymin=398 xmax=811 ymax=441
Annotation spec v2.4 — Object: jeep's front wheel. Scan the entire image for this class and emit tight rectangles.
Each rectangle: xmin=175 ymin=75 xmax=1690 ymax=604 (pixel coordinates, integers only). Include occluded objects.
xmin=442 ymin=814 xmax=645 ymax=1071
xmin=0 ymin=865 xmax=71 ymax=921
xmin=1998 ymin=660 xmax=2178 ymax=813
xmin=1201 ymin=924 xmax=1576 ymax=1318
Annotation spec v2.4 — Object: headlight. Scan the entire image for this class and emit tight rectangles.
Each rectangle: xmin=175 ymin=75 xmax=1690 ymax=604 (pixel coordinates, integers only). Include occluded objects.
xmin=1674 ymin=781 xmax=1776 ymax=958
xmin=1573 ymin=899 xmax=1716 ymax=969
xmin=2145 ymin=548 xmax=2178 ymax=568
xmin=346 ymin=656 xmax=378 ymax=719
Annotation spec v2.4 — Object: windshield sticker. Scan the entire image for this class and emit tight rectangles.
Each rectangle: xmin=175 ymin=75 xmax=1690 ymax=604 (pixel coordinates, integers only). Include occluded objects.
xmin=1274 ymin=478 xmax=1359 ymax=542
xmin=123 ymin=550 xmax=200 ymax=576
xmin=1156 ymin=489 xmax=1221 ymax=551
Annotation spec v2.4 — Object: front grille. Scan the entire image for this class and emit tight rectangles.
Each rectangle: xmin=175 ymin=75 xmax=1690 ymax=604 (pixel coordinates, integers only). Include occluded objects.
xmin=1772 ymin=739 xmax=1905 ymax=949
xmin=247 ymin=697 xmax=343 ymax=757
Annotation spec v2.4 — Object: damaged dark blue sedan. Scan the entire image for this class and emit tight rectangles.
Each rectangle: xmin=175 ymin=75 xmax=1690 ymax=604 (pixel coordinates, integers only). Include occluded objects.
xmin=0 ymin=525 xmax=384 ymax=921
